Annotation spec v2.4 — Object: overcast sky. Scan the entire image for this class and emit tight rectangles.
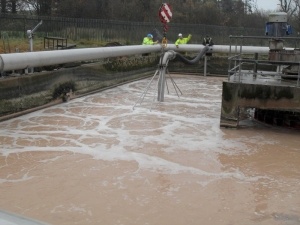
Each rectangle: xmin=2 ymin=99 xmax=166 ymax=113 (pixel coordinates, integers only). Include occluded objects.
xmin=255 ymin=0 xmax=280 ymax=11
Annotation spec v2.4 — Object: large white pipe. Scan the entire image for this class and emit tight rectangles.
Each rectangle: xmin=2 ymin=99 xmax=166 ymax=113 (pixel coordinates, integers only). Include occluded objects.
xmin=0 ymin=45 xmax=161 ymax=72
xmin=165 ymin=44 xmax=292 ymax=54
xmin=0 ymin=44 xmax=294 ymax=72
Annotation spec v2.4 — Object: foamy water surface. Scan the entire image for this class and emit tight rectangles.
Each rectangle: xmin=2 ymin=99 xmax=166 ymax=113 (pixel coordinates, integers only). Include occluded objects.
xmin=0 ymin=75 xmax=299 ymax=225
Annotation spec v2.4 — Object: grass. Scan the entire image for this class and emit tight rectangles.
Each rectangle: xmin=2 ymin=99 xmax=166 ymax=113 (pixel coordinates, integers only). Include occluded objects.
xmin=1 ymin=37 xmax=44 ymax=53
xmin=0 ymin=37 xmax=113 ymax=54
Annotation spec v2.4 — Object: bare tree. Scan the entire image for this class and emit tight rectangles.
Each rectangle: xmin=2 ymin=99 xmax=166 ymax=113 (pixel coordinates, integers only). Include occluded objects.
xmin=290 ymin=0 xmax=300 ymax=32
xmin=1 ymin=0 xmax=21 ymax=13
xmin=1 ymin=0 xmax=7 ymax=13
xmin=17 ymin=0 xmax=52 ymax=15
xmin=278 ymin=0 xmax=297 ymax=15
xmin=0 ymin=0 xmax=276 ymax=31
xmin=244 ymin=0 xmax=255 ymax=13
xmin=11 ymin=0 xmax=17 ymax=13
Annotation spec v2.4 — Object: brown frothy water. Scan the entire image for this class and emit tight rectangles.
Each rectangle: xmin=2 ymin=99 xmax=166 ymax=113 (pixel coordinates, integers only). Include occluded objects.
xmin=0 ymin=75 xmax=299 ymax=225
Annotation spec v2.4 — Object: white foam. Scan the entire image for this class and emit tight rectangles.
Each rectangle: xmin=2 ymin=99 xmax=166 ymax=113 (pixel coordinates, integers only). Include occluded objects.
xmin=0 ymin=76 xmax=295 ymax=184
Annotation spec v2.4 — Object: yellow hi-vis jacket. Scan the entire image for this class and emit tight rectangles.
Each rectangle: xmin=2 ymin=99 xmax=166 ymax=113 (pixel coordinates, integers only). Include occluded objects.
xmin=175 ymin=34 xmax=192 ymax=46
xmin=142 ymin=37 xmax=155 ymax=45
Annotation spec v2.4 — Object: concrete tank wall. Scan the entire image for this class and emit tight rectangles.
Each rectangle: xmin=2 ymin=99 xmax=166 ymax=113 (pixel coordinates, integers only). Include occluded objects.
xmin=0 ymin=59 xmax=157 ymax=120
xmin=220 ymin=81 xmax=300 ymax=128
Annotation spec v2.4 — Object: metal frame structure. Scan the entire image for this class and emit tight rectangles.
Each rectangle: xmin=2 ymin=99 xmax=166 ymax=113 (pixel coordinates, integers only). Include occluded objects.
xmin=228 ymin=35 xmax=300 ymax=87
xmin=133 ymin=50 xmax=181 ymax=109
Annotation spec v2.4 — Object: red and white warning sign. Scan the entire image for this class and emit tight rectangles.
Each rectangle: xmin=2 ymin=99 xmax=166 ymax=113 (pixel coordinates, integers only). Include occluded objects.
xmin=158 ymin=3 xmax=172 ymax=24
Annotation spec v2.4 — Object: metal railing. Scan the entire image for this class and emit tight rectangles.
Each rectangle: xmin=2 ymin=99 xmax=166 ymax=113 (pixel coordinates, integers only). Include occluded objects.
xmin=228 ymin=35 xmax=300 ymax=87
xmin=0 ymin=14 xmax=267 ymax=45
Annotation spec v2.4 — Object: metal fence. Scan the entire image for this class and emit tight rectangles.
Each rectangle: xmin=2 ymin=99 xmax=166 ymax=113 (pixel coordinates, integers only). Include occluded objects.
xmin=0 ymin=14 xmax=268 ymax=46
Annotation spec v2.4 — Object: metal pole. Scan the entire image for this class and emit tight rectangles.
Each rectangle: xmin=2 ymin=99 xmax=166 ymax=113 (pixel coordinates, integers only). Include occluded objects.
xmin=238 ymin=36 xmax=244 ymax=83
xmin=204 ymin=55 xmax=207 ymax=76
xmin=29 ymin=35 xmax=33 ymax=52
xmin=133 ymin=69 xmax=160 ymax=110
xmin=228 ymin=36 xmax=232 ymax=81
xmin=157 ymin=66 xmax=166 ymax=102
xmin=253 ymin=52 xmax=258 ymax=79
xmin=27 ymin=29 xmax=33 ymax=73
xmin=297 ymin=62 xmax=300 ymax=87
xmin=27 ymin=21 xmax=43 ymax=74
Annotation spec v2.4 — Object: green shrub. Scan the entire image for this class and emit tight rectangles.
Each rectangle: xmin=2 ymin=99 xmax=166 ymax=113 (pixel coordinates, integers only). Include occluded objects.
xmin=52 ymin=81 xmax=76 ymax=99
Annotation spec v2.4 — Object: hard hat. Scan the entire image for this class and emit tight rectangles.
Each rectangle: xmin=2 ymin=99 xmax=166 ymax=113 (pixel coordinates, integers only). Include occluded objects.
xmin=147 ymin=34 xmax=153 ymax=38
xmin=178 ymin=33 xmax=182 ymax=37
